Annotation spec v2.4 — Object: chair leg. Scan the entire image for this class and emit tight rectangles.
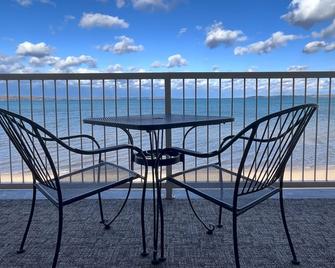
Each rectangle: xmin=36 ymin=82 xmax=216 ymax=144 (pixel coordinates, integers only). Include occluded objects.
xmin=52 ymin=206 xmax=63 ymax=268
xmin=279 ymin=190 xmax=300 ymax=265
xmin=158 ymin=181 xmax=166 ymax=262
xmin=217 ymin=207 xmax=223 ymax=228
xmin=185 ymin=190 xmax=215 ymax=234
xmin=98 ymin=193 xmax=105 ymax=224
xmin=141 ymin=177 xmax=148 ymax=257
xmin=17 ymin=185 xmax=36 ymax=254
xmin=233 ymin=213 xmax=240 ymax=268
xmin=103 ymin=182 xmax=132 ymax=229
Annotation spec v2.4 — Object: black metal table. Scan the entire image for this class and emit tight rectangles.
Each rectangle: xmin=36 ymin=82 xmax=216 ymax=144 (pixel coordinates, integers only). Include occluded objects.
xmin=83 ymin=114 xmax=234 ymax=264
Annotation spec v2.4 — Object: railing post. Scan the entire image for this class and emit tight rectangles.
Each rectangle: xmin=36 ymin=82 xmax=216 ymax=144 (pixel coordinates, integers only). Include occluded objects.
xmin=165 ymin=76 xmax=173 ymax=199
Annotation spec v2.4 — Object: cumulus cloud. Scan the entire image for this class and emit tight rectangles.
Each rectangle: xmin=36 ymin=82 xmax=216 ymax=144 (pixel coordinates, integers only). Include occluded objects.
xmin=29 ymin=55 xmax=59 ymax=66
xmin=132 ymin=0 xmax=169 ymax=11
xmin=0 ymin=54 xmax=32 ymax=73
xmin=167 ymin=54 xmax=187 ymax=68
xmin=53 ymin=55 xmax=96 ymax=71
xmin=312 ymin=19 xmax=335 ymax=39
xmin=106 ymin=64 xmax=123 ymax=72
xmin=79 ymin=13 xmax=129 ymax=29
xmin=303 ymin=41 xmax=335 ymax=53
xmin=234 ymin=32 xmax=301 ymax=55
xmin=287 ymin=65 xmax=308 ymax=71
xmin=97 ymin=36 xmax=144 ymax=54
xmin=28 ymin=54 xmax=97 ymax=72
xmin=150 ymin=54 xmax=187 ymax=68
xmin=205 ymin=22 xmax=246 ymax=48
xmin=116 ymin=0 xmax=126 ymax=8
xmin=281 ymin=0 xmax=335 ymax=28
xmin=16 ymin=41 xmax=53 ymax=57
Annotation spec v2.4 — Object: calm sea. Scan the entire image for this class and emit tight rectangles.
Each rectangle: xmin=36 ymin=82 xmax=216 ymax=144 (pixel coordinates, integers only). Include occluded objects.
xmin=0 ymin=96 xmax=334 ymax=181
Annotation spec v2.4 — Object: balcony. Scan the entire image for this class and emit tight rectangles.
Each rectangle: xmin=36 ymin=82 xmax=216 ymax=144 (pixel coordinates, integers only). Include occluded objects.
xmin=0 ymin=71 xmax=334 ymax=267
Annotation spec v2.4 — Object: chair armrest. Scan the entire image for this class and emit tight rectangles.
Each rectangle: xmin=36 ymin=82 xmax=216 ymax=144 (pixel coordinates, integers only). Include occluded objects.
xmin=58 ymin=134 xmax=101 ymax=148
xmin=56 ymin=141 xmax=148 ymax=179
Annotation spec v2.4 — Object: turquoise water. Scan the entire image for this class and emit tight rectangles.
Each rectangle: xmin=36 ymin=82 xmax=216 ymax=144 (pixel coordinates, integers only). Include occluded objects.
xmin=0 ymin=96 xmax=334 ymax=182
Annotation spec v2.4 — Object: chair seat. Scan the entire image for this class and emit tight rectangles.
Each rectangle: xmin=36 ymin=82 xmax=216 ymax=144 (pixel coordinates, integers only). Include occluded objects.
xmin=166 ymin=164 xmax=279 ymax=213
xmin=37 ymin=161 xmax=140 ymax=206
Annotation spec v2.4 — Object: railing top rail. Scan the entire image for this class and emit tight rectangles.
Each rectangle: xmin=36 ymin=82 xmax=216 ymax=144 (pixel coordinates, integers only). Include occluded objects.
xmin=0 ymin=71 xmax=334 ymax=80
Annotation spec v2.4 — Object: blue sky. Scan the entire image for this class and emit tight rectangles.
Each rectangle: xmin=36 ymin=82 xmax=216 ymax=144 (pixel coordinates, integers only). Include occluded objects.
xmin=0 ymin=0 xmax=334 ymax=73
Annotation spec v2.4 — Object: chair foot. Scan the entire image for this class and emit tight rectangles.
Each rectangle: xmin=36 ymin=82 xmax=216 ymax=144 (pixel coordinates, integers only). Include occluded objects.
xmin=292 ymin=260 xmax=300 ymax=265
xmin=104 ymin=225 xmax=111 ymax=230
xmin=151 ymin=259 xmax=160 ymax=265
xmin=16 ymin=249 xmax=25 ymax=254
xmin=141 ymin=251 xmax=149 ymax=257
xmin=159 ymin=257 xmax=166 ymax=262
xmin=206 ymin=229 xmax=213 ymax=235
xmin=216 ymin=224 xmax=223 ymax=228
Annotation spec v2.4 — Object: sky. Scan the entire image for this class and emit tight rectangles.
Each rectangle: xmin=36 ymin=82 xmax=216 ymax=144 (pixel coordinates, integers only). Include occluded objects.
xmin=0 ymin=0 xmax=335 ymax=73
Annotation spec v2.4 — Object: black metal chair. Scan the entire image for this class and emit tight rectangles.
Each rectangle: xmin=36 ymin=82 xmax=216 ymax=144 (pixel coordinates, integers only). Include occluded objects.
xmin=0 ymin=108 xmax=148 ymax=267
xmin=157 ymin=104 xmax=317 ymax=267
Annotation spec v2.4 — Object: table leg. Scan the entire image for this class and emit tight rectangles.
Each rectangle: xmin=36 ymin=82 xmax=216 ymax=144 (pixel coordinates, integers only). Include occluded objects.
xmin=148 ymin=130 xmax=166 ymax=264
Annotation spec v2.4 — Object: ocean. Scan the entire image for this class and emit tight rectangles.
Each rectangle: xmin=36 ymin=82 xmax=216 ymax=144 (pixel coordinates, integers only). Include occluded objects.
xmin=0 ymin=95 xmax=334 ymax=182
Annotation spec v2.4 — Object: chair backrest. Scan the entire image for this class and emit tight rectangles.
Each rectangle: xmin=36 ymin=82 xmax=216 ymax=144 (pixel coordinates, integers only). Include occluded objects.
xmin=225 ymin=104 xmax=317 ymax=196
xmin=0 ymin=109 xmax=59 ymax=190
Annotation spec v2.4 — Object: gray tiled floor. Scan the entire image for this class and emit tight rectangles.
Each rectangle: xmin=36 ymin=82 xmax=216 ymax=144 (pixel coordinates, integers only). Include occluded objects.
xmin=0 ymin=198 xmax=334 ymax=267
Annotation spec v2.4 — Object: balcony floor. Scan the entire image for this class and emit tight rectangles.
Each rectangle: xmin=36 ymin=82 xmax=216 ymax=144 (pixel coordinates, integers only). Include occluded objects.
xmin=0 ymin=198 xmax=334 ymax=267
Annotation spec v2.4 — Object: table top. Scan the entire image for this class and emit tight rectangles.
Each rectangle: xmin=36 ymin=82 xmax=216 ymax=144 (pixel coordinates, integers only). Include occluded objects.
xmin=83 ymin=114 xmax=234 ymax=131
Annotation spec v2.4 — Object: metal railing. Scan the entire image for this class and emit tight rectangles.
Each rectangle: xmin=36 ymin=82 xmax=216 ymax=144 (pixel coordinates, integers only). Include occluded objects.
xmin=0 ymin=72 xmax=334 ymax=191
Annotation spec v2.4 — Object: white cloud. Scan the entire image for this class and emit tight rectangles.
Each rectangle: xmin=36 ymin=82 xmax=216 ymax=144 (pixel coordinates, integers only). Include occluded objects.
xmin=16 ymin=0 xmax=32 ymax=6
xmin=302 ymin=41 xmax=335 ymax=53
xmin=116 ymin=0 xmax=126 ymax=8
xmin=16 ymin=41 xmax=53 ymax=57
xmin=132 ymin=0 xmax=169 ymax=11
xmin=97 ymin=36 xmax=144 ymax=54
xmin=16 ymin=0 xmax=56 ymax=7
xmin=106 ymin=64 xmax=123 ymax=72
xmin=287 ymin=65 xmax=308 ymax=71
xmin=29 ymin=55 xmax=59 ymax=66
xmin=167 ymin=54 xmax=187 ymax=68
xmin=178 ymin=27 xmax=187 ymax=36
xmin=151 ymin=54 xmax=187 ymax=68
xmin=79 ymin=13 xmax=129 ymax=29
xmin=312 ymin=19 xmax=335 ymax=39
xmin=150 ymin=60 xmax=163 ymax=68
xmin=39 ymin=0 xmax=56 ymax=6
xmin=234 ymin=32 xmax=301 ymax=55
xmin=53 ymin=55 xmax=96 ymax=71
xmin=0 ymin=54 xmax=32 ymax=73
xmin=205 ymin=22 xmax=246 ymax=48
xmin=303 ymin=41 xmax=326 ymax=53
xmin=195 ymin=25 xmax=202 ymax=31
xmin=64 ymin=15 xmax=75 ymax=22
xmin=76 ymin=67 xmax=100 ymax=73
xmin=281 ymin=0 xmax=335 ymax=28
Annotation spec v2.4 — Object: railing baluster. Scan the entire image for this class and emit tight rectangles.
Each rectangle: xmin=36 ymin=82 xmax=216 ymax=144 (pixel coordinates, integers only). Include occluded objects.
xmin=65 ymin=79 xmax=71 ymax=180
xmin=78 ymin=79 xmax=83 ymax=182
xmin=314 ymin=78 xmax=319 ymax=182
xmin=302 ymin=78 xmax=307 ymax=181
xmin=53 ymin=79 xmax=60 ymax=175
xmin=6 ymin=80 xmax=13 ymax=183
xmin=325 ymin=78 xmax=332 ymax=181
